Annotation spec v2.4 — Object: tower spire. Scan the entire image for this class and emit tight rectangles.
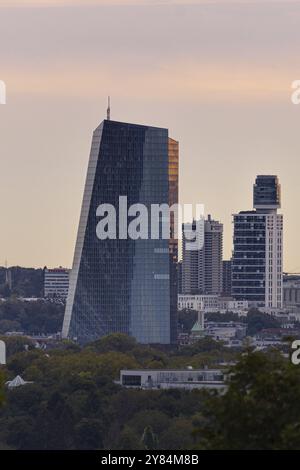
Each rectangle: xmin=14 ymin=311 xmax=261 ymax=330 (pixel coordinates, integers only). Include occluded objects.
xmin=107 ymin=96 xmax=111 ymax=121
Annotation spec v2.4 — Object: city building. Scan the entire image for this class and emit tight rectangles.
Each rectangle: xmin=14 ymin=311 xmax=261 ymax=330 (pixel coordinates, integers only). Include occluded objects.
xmin=178 ymin=294 xmax=248 ymax=315
xmin=44 ymin=267 xmax=70 ymax=300
xmin=253 ymin=175 xmax=281 ymax=210
xmin=182 ymin=215 xmax=223 ymax=296
xmin=178 ymin=294 xmax=219 ymax=312
xmin=119 ymin=368 xmax=226 ymax=391
xmin=62 ymin=117 xmax=178 ymax=344
xmin=181 ymin=219 xmax=205 ymax=294
xmin=218 ymin=298 xmax=249 ymax=315
xmin=177 ymin=260 xmax=183 ymax=295
xmin=232 ymin=176 xmax=283 ymax=310
xmin=204 ymin=321 xmax=247 ymax=344
xmin=283 ymin=276 xmax=300 ymax=307
xmin=205 ymin=215 xmax=223 ymax=295
xmin=222 ymin=260 xmax=232 ymax=297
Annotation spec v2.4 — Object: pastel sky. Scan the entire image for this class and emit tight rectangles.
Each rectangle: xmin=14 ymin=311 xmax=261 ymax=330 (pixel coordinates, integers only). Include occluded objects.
xmin=0 ymin=0 xmax=299 ymax=271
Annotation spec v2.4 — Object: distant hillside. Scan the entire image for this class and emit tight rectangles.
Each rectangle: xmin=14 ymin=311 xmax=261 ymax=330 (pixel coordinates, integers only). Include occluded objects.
xmin=0 ymin=266 xmax=44 ymax=298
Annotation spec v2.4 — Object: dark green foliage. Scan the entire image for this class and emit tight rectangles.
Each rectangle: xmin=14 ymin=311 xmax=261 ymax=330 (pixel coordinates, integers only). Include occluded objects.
xmin=178 ymin=309 xmax=198 ymax=333
xmin=0 ymin=299 xmax=64 ymax=335
xmin=0 ymin=334 xmax=213 ymax=450
xmin=0 ymin=267 xmax=44 ymax=298
xmin=86 ymin=333 xmax=138 ymax=354
xmin=179 ymin=337 xmax=226 ymax=356
xmin=181 ymin=308 xmax=281 ymax=338
xmin=206 ymin=312 xmax=242 ymax=323
xmin=0 ymin=334 xmax=300 ymax=450
xmin=195 ymin=349 xmax=300 ymax=449
xmin=0 ymin=336 xmax=34 ymax=358
xmin=141 ymin=425 xmax=159 ymax=450
xmin=246 ymin=309 xmax=281 ymax=336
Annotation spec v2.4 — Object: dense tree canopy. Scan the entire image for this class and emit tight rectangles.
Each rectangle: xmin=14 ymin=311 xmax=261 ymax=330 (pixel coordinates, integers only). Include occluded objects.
xmin=196 ymin=348 xmax=300 ymax=449
xmin=0 ymin=267 xmax=44 ymax=298
xmin=0 ymin=334 xmax=299 ymax=450
xmin=246 ymin=309 xmax=281 ymax=335
xmin=0 ymin=299 xmax=64 ymax=335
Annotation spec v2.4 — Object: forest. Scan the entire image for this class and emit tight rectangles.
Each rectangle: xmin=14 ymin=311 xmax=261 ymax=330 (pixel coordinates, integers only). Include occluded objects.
xmin=0 ymin=334 xmax=299 ymax=450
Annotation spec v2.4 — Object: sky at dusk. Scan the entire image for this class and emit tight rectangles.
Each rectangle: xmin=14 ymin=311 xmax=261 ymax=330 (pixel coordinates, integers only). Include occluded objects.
xmin=0 ymin=0 xmax=300 ymax=271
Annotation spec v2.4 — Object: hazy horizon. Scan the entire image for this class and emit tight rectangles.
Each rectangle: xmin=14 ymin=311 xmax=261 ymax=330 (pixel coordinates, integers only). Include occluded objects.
xmin=0 ymin=1 xmax=299 ymax=271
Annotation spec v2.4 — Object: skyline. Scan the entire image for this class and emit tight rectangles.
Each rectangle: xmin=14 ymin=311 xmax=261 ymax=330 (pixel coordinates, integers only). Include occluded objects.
xmin=0 ymin=1 xmax=299 ymax=271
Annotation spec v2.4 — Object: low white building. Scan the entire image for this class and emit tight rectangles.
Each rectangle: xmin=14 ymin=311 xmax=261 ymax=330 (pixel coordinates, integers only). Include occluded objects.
xmin=44 ymin=267 xmax=70 ymax=300
xmin=119 ymin=368 xmax=226 ymax=391
xmin=178 ymin=294 xmax=248 ymax=315
xmin=178 ymin=294 xmax=219 ymax=312
xmin=205 ymin=321 xmax=247 ymax=344
xmin=218 ymin=298 xmax=249 ymax=315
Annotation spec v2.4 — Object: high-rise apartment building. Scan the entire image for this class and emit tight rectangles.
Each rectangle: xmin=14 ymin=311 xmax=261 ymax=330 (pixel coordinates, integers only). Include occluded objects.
xmin=232 ymin=176 xmax=283 ymax=309
xmin=182 ymin=220 xmax=205 ymax=295
xmin=62 ymin=118 xmax=178 ymax=344
xmin=182 ymin=216 xmax=223 ymax=296
xmin=204 ymin=215 xmax=223 ymax=295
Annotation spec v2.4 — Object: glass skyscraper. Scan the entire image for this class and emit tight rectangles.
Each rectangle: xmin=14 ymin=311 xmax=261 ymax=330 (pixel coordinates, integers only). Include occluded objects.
xmin=62 ymin=119 xmax=178 ymax=344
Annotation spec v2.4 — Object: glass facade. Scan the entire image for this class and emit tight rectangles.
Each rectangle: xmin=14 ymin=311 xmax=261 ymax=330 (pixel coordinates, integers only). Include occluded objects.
xmin=253 ymin=175 xmax=281 ymax=211
xmin=62 ymin=119 xmax=178 ymax=344
xmin=232 ymin=212 xmax=266 ymax=303
xmin=168 ymin=138 xmax=179 ymax=343
xmin=232 ymin=175 xmax=283 ymax=308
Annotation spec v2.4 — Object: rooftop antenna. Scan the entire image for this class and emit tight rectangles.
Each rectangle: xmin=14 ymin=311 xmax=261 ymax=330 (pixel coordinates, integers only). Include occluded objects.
xmin=107 ymin=96 xmax=111 ymax=121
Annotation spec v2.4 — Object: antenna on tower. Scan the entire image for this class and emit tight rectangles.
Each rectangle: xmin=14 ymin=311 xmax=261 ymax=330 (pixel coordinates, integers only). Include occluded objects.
xmin=107 ymin=96 xmax=111 ymax=121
